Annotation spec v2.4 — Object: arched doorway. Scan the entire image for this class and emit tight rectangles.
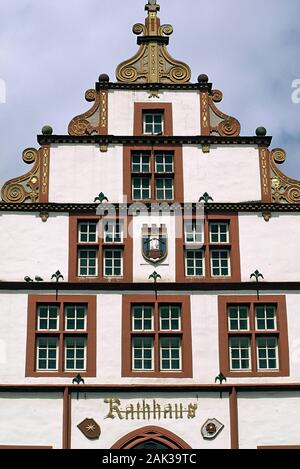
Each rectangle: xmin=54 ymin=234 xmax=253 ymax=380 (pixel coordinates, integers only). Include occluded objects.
xmin=111 ymin=426 xmax=191 ymax=449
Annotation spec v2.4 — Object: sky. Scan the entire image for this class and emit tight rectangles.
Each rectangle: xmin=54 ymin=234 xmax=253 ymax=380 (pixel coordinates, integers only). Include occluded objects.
xmin=0 ymin=0 xmax=300 ymax=192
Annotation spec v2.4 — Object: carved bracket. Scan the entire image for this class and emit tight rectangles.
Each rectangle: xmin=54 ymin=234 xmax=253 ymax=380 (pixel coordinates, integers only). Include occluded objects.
xmin=68 ymin=89 xmax=108 ymax=136
xmin=208 ymin=90 xmax=241 ymax=137
xmin=1 ymin=148 xmax=42 ymax=203
xmin=270 ymin=148 xmax=300 ymax=203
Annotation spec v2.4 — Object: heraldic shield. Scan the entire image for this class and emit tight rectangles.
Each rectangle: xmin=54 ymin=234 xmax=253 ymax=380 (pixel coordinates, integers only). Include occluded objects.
xmin=142 ymin=224 xmax=168 ymax=264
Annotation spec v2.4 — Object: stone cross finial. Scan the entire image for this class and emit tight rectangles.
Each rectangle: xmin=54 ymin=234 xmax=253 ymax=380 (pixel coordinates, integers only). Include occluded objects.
xmin=145 ymin=0 xmax=160 ymax=12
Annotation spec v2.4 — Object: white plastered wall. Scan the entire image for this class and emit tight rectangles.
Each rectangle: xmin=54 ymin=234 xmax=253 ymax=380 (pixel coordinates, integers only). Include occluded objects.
xmin=183 ymin=145 xmax=261 ymax=202
xmin=0 ymin=392 xmax=63 ymax=448
xmin=239 ymin=212 xmax=300 ymax=282
xmin=71 ymin=392 xmax=230 ymax=449
xmin=0 ymin=213 xmax=69 ymax=281
xmin=238 ymin=391 xmax=300 ymax=448
xmin=49 ymin=144 xmax=123 ymax=203
xmin=108 ymin=90 xmax=200 ymax=136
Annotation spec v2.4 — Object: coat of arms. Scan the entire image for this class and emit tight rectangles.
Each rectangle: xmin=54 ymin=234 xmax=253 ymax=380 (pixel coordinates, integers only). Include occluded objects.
xmin=142 ymin=224 xmax=168 ymax=264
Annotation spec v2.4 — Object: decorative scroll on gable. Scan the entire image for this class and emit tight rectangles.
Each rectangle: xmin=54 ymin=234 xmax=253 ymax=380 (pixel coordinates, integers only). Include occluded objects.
xmin=200 ymin=89 xmax=241 ymax=137
xmin=68 ymin=88 xmax=108 ymax=137
xmin=270 ymin=148 xmax=300 ymax=203
xmin=1 ymin=146 xmax=50 ymax=203
xmin=116 ymin=1 xmax=191 ymax=84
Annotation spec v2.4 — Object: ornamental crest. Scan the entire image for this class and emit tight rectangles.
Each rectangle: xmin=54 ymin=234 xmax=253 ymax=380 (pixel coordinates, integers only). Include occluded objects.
xmin=77 ymin=418 xmax=101 ymax=440
xmin=142 ymin=224 xmax=167 ymax=264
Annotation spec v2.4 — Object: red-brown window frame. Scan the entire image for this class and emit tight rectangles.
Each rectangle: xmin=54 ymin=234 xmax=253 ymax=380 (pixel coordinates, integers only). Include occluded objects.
xmin=69 ymin=214 xmax=133 ymax=283
xmin=176 ymin=213 xmax=241 ymax=282
xmin=122 ymin=295 xmax=193 ymax=378
xmin=26 ymin=295 xmax=96 ymax=377
xmin=134 ymin=103 xmax=173 ymax=136
xmin=123 ymin=145 xmax=184 ymax=204
xmin=218 ymin=295 xmax=290 ymax=377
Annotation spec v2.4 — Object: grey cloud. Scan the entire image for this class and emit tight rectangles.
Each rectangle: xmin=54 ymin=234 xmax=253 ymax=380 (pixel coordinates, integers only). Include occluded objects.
xmin=0 ymin=0 xmax=299 ymax=189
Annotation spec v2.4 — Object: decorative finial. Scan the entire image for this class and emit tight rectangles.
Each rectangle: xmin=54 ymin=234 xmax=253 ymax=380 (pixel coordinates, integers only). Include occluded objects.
xmin=116 ymin=0 xmax=191 ymax=84
xmin=145 ymin=0 xmax=160 ymax=13
xmin=250 ymin=270 xmax=264 ymax=300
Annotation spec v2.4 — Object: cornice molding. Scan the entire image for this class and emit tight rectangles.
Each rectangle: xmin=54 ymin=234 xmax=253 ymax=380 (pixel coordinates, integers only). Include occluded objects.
xmin=37 ymin=134 xmax=272 ymax=146
xmin=0 ymin=202 xmax=300 ymax=212
xmin=95 ymin=81 xmax=212 ymax=91
xmin=0 ymin=281 xmax=299 ymax=291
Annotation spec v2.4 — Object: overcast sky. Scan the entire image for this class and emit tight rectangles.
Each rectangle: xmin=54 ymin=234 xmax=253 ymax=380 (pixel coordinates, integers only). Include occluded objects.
xmin=0 ymin=0 xmax=299 ymax=192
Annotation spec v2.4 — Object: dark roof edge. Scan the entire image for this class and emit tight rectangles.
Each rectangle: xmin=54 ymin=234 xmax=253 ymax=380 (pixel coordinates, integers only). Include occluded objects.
xmin=37 ymin=135 xmax=272 ymax=146
xmin=95 ymin=81 xmax=213 ymax=92
xmin=0 ymin=281 xmax=299 ymax=291
xmin=0 ymin=202 xmax=299 ymax=212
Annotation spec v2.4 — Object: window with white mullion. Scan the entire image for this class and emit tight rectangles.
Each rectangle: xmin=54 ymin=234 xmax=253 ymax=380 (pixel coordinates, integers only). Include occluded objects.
xmin=185 ymin=249 xmax=204 ymax=277
xmin=143 ymin=112 xmax=164 ymax=135
xmin=184 ymin=220 xmax=204 ymax=244
xmin=160 ymin=337 xmax=182 ymax=371
xmin=159 ymin=305 xmax=181 ymax=331
xmin=155 ymin=152 xmax=174 ymax=173
xmin=228 ymin=305 xmax=250 ymax=331
xmin=131 ymin=153 xmax=150 ymax=173
xmin=132 ymin=176 xmax=151 ymax=200
xmin=64 ymin=337 xmax=86 ymax=371
xmin=78 ymin=221 xmax=98 ymax=243
xmin=78 ymin=249 xmax=98 ymax=277
xmin=255 ymin=305 xmax=277 ymax=331
xmin=132 ymin=305 xmax=154 ymax=331
xmin=155 ymin=177 xmax=174 ymax=200
xmin=65 ymin=305 xmax=87 ymax=331
xmin=209 ymin=222 xmax=229 ymax=244
xmin=229 ymin=337 xmax=251 ymax=371
xmin=103 ymin=249 xmax=123 ymax=277
xmin=36 ymin=337 xmax=58 ymax=371
xmin=211 ymin=250 xmax=231 ymax=277
xmin=104 ymin=220 xmax=124 ymax=244
xmin=38 ymin=305 xmax=59 ymax=331
xmin=256 ymin=337 xmax=279 ymax=370
xmin=132 ymin=337 xmax=154 ymax=371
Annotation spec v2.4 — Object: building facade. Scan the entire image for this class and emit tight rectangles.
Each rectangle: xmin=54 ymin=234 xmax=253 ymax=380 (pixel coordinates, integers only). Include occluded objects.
xmin=1 ymin=1 xmax=300 ymax=450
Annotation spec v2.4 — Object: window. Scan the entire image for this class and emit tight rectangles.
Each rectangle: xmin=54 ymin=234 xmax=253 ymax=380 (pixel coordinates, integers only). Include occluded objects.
xmin=185 ymin=250 xmax=204 ymax=277
xmin=122 ymin=295 xmax=192 ymax=377
xmin=78 ymin=249 xmax=98 ymax=277
xmin=218 ymin=296 xmax=289 ymax=377
xmin=103 ymin=249 xmax=123 ymax=277
xmin=127 ymin=149 xmax=181 ymax=202
xmin=26 ymin=295 xmax=96 ymax=377
xmin=69 ymin=216 xmax=132 ymax=282
xmin=143 ymin=112 xmax=164 ymax=135
xmin=177 ymin=214 xmax=240 ymax=281
xmin=134 ymin=103 xmax=173 ymax=136
xmin=124 ymin=146 xmax=183 ymax=203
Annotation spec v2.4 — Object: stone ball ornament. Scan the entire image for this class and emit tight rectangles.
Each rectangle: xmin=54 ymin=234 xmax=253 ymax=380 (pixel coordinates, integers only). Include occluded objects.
xmin=256 ymin=126 xmax=267 ymax=137
xmin=98 ymin=73 xmax=110 ymax=83
xmin=198 ymin=74 xmax=209 ymax=83
xmin=41 ymin=125 xmax=53 ymax=135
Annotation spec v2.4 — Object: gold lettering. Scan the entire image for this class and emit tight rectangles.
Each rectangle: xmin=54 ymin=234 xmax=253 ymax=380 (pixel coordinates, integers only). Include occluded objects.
xmin=136 ymin=402 xmax=141 ymax=420
xmin=125 ymin=404 xmax=135 ymax=420
xmin=175 ymin=403 xmax=183 ymax=419
xmin=104 ymin=398 xmax=124 ymax=420
xmin=163 ymin=404 xmax=173 ymax=419
xmin=187 ymin=403 xmax=198 ymax=419
xmin=142 ymin=400 xmax=151 ymax=420
xmin=153 ymin=400 xmax=161 ymax=419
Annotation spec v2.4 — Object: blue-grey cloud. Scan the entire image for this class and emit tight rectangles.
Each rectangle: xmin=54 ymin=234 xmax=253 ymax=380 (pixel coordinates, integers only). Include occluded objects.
xmin=0 ymin=0 xmax=299 ymax=190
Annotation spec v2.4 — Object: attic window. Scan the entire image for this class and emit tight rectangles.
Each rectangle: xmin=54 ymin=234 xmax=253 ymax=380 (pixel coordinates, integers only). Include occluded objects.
xmin=143 ymin=111 xmax=164 ymax=135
